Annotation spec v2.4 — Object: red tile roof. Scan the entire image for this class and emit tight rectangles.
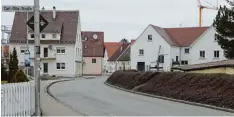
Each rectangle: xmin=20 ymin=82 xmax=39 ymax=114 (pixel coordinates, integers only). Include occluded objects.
xmin=151 ymin=24 xmax=209 ymax=47
xmin=130 ymin=39 xmax=135 ymax=44
xmin=10 ymin=11 xmax=79 ymax=44
xmin=108 ymin=43 xmax=130 ymax=61
xmin=82 ymin=31 xmax=105 ymax=57
xmin=104 ymin=42 xmax=121 ymax=58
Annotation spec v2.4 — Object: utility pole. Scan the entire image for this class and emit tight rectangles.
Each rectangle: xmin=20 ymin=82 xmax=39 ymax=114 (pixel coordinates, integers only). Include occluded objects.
xmin=34 ymin=0 xmax=41 ymax=115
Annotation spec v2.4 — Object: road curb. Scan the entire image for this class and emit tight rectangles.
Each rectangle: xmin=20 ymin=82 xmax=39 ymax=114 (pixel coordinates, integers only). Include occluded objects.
xmin=45 ymin=79 xmax=88 ymax=116
xmin=104 ymin=82 xmax=234 ymax=114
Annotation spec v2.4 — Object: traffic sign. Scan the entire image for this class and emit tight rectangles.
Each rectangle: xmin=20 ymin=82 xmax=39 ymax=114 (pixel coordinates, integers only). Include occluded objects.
xmin=26 ymin=15 xmax=49 ymax=32
xmin=2 ymin=5 xmax=33 ymax=12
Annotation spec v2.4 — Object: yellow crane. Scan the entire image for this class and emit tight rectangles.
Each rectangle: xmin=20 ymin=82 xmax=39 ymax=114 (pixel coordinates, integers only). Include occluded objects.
xmin=197 ymin=0 xmax=219 ymax=27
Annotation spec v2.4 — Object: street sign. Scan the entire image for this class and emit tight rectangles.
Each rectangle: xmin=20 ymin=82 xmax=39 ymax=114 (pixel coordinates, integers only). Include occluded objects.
xmin=26 ymin=15 xmax=49 ymax=32
xmin=2 ymin=5 xmax=33 ymax=12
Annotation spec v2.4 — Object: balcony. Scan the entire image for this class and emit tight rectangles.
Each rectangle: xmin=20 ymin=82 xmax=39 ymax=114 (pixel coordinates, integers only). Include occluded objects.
xmin=29 ymin=52 xmax=56 ymax=60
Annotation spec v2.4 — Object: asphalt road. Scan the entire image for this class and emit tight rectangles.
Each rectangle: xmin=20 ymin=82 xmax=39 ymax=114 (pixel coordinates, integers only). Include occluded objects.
xmin=49 ymin=77 xmax=234 ymax=116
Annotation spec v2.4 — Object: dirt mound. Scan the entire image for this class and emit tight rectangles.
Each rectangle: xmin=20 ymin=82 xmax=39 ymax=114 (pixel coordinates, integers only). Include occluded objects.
xmin=106 ymin=71 xmax=234 ymax=109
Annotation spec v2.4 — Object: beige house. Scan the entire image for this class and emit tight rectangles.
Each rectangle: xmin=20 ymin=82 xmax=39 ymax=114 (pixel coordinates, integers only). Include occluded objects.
xmin=82 ymin=31 xmax=105 ymax=76
xmin=172 ymin=59 xmax=234 ymax=74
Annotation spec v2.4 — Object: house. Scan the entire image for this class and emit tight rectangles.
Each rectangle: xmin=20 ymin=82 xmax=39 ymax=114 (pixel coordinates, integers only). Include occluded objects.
xmin=103 ymin=42 xmax=121 ymax=73
xmin=172 ymin=59 xmax=234 ymax=74
xmin=9 ymin=8 xmax=83 ymax=77
xmin=131 ymin=24 xmax=226 ymax=71
xmin=82 ymin=31 xmax=105 ymax=76
xmin=108 ymin=41 xmax=131 ymax=71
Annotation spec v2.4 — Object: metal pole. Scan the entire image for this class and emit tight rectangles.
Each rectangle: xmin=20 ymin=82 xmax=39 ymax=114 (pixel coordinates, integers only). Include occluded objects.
xmin=34 ymin=0 xmax=41 ymax=115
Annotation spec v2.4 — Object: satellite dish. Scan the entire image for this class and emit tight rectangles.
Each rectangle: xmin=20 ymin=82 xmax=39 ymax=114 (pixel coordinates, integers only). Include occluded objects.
xmin=48 ymin=45 xmax=52 ymax=50
xmin=93 ymin=34 xmax=98 ymax=39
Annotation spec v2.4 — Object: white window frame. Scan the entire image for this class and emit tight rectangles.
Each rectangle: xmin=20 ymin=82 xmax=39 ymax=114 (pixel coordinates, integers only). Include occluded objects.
xmin=20 ymin=47 xmax=27 ymax=54
xmin=200 ymin=50 xmax=205 ymax=58
xmin=148 ymin=34 xmax=152 ymax=41
xmin=139 ymin=49 xmax=144 ymax=56
xmin=56 ymin=47 xmax=66 ymax=54
xmin=52 ymin=33 xmax=57 ymax=38
xmin=41 ymin=34 xmax=46 ymax=38
xmin=214 ymin=50 xmax=220 ymax=58
xmin=56 ymin=62 xmax=66 ymax=70
xmin=185 ymin=48 xmax=190 ymax=54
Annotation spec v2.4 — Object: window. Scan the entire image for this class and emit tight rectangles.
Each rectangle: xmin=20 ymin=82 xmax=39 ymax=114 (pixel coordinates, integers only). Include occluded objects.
xmin=185 ymin=48 xmax=190 ymax=54
xmin=158 ymin=55 xmax=164 ymax=63
xmin=92 ymin=58 xmax=96 ymax=63
xmin=56 ymin=63 xmax=65 ymax=69
xmin=181 ymin=60 xmax=188 ymax=65
xmin=214 ymin=50 xmax=220 ymax=58
xmin=30 ymin=34 xmax=34 ymax=38
xmin=41 ymin=34 xmax=46 ymax=38
xmin=57 ymin=48 xmax=66 ymax=54
xmin=20 ymin=47 xmax=27 ymax=53
xmin=83 ymin=36 xmax=88 ymax=41
xmin=176 ymin=56 xmax=179 ymax=62
xmin=52 ymin=34 xmax=57 ymax=38
xmin=148 ymin=35 xmax=152 ymax=41
xmin=200 ymin=51 xmax=205 ymax=58
xmin=139 ymin=49 xmax=144 ymax=55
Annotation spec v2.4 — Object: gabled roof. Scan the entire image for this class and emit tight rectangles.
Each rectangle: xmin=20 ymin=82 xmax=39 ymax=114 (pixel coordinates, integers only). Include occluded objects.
xmin=172 ymin=59 xmax=234 ymax=71
xmin=82 ymin=31 xmax=105 ymax=57
xmin=104 ymin=42 xmax=121 ymax=58
xmin=150 ymin=24 xmax=209 ymax=47
xmin=117 ymin=45 xmax=131 ymax=61
xmin=10 ymin=10 xmax=79 ymax=44
xmin=108 ymin=43 xmax=130 ymax=61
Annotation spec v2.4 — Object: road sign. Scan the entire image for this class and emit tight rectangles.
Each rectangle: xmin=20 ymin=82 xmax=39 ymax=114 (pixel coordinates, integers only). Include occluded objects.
xmin=2 ymin=5 xmax=33 ymax=12
xmin=26 ymin=15 xmax=49 ymax=32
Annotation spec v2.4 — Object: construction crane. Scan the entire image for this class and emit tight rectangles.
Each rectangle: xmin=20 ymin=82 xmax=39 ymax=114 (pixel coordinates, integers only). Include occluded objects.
xmin=197 ymin=0 xmax=219 ymax=27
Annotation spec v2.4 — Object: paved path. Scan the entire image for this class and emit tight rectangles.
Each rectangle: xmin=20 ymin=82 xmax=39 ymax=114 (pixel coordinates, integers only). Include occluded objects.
xmin=40 ymin=80 xmax=81 ymax=116
xmin=49 ymin=77 xmax=234 ymax=116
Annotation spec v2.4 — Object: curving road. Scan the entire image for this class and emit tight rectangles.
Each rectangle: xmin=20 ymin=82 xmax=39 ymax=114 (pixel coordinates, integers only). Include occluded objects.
xmin=49 ymin=77 xmax=234 ymax=116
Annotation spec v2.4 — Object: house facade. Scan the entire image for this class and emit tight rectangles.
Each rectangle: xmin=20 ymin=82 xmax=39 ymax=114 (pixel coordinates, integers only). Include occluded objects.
xmin=103 ymin=42 xmax=121 ymax=73
xmin=131 ymin=24 xmax=226 ymax=71
xmin=9 ymin=8 xmax=83 ymax=77
xmin=82 ymin=31 xmax=105 ymax=76
xmin=108 ymin=42 xmax=131 ymax=71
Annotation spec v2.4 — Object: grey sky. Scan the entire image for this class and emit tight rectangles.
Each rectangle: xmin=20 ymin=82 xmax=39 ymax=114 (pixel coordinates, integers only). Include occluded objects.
xmin=1 ymin=0 xmax=227 ymax=42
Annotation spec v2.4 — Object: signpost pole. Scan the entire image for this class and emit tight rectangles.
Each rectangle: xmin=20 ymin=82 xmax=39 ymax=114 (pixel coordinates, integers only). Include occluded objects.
xmin=34 ymin=0 xmax=41 ymax=115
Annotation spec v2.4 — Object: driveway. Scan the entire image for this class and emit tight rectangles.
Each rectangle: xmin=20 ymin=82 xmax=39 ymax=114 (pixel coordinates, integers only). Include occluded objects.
xmin=49 ymin=77 xmax=234 ymax=116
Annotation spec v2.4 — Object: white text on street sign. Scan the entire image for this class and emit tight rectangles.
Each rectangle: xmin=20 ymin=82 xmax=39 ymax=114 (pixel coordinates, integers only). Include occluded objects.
xmin=2 ymin=5 xmax=34 ymax=12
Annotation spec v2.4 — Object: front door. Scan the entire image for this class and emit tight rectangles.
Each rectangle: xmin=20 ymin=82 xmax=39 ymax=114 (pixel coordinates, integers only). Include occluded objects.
xmin=137 ymin=62 xmax=145 ymax=71
xmin=43 ymin=63 xmax=48 ymax=73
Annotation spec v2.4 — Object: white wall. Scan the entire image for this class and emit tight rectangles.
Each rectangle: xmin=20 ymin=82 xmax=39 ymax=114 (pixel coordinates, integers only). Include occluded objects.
xmin=116 ymin=61 xmax=131 ymax=70
xmin=103 ymin=49 xmax=109 ymax=72
xmin=131 ymin=25 xmax=171 ymax=71
xmin=190 ymin=27 xmax=226 ymax=64
xmin=9 ymin=43 xmax=76 ymax=77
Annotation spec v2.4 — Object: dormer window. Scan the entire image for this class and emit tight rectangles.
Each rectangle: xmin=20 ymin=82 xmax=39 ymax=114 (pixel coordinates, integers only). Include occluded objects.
xmin=41 ymin=34 xmax=46 ymax=38
xmin=83 ymin=36 xmax=88 ymax=41
xmin=84 ymin=45 xmax=87 ymax=48
xmin=30 ymin=34 xmax=34 ymax=38
xmin=52 ymin=34 xmax=57 ymax=38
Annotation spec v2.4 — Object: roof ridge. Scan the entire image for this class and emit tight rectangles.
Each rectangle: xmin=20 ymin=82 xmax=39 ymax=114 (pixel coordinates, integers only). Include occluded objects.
xmin=164 ymin=28 xmax=181 ymax=46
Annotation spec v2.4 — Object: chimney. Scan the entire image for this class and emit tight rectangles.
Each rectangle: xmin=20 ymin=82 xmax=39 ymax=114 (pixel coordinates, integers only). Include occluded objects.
xmin=53 ymin=6 xmax=56 ymax=19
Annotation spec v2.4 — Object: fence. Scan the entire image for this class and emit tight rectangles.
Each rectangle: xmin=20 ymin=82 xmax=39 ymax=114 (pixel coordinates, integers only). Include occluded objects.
xmin=1 ymin=81 xmax=35 ymax=116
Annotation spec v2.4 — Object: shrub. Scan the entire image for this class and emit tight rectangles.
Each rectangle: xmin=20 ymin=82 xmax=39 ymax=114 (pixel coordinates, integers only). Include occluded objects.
xmin=11 ymin=70 xmax=29 ymax=83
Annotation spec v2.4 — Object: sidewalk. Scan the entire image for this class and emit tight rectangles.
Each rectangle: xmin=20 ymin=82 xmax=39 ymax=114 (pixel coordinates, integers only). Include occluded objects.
xmin=40 ymin=80 xmax=81 ymax=116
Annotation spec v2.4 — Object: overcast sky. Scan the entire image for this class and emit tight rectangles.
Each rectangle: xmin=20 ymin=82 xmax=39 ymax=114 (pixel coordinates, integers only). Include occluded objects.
xmin=1 ymin=0 xmax=227 ymax=42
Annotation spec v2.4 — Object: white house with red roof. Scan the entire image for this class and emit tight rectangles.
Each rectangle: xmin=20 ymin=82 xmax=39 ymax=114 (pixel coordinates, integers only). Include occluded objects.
xmin=9 ymin=7 xmax=83 ymax=77
xmin=131 ymin=24 xmax=226 ymax=71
